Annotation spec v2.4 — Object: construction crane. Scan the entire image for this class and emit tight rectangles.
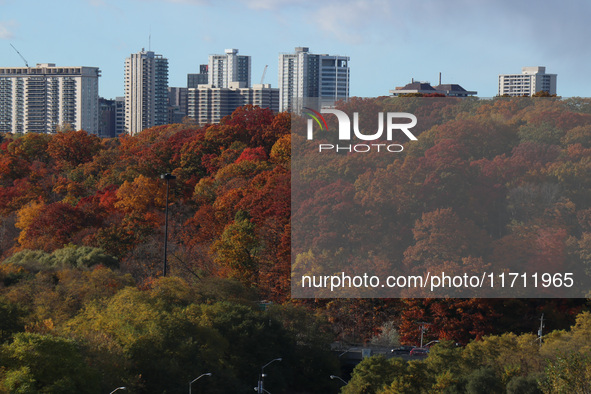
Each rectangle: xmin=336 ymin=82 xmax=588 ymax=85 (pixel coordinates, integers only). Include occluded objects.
xmin=10 ymin=44 xmax=29 ymax=67
xmin=260 ymin=65 xmax=268 ymax=84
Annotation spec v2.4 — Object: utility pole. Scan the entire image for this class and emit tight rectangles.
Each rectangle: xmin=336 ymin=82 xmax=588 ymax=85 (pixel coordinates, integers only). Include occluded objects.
xmin=538 ymin=313 xmax=545 ymax=348
xmin=160 ymin=173 xmax=176 ymax=276
xmin=417 ymin=322 xmax=429 ymax=347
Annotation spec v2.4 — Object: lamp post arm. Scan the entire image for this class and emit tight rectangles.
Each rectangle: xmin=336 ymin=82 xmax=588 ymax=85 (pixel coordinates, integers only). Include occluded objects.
xmin=189 ymin=373 xmax=212 ymax=394
xmin=259 ymin=358 xmax=282 ymax=394
xmin=261 ymin=357 xmax=282 ymax=371
xmin=330 ymin=375 xmax=348 ymax=385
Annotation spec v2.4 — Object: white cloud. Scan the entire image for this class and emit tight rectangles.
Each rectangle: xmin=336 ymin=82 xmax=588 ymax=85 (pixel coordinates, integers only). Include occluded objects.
xmin=235 ymin=0 xmax=407 ymax=44
xmin=235 ymin=0 xmax=399 ymax=43
xmin=286 ymin=0 xmax=591 ymax=55
xmin=311 ymin=0 xmax=395 ymax=44
xmin=241 ymin=0 xmax=312 ymax=10
xmin=96 ymin=0 xmax=591 ymax=55
xmin=0 ymin=20 xmax=16 ymax=39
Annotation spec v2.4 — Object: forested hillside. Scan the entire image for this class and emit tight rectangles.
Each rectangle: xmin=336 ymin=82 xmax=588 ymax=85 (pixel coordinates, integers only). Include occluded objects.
xmin=0 ymin=99 xmax=591 ymax=393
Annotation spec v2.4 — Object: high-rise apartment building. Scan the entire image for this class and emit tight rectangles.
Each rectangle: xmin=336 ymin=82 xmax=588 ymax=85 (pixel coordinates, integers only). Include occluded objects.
xmin=168 ymin=87 xmax=188 ymax=122
xmin=99 ymin=98 xmax=116 ymax=138
xmin=114 ymin=97 xmax=125 ymax=136
xmin=278 ymin=47 xmax=349 ymax=112
xmin=187 ymin=82 xmax=278 ymax=124
xmin=98 ymin=96 xmax=125 ymax=138
xmin=0 ymin=63 xmax=100 ymax=134
xmin=208 ymin=49 xmax=251 ymax=88
xmin=498 ymin=66 xmax=557 ymax=97
xmin=124 ymin=49 xmax=169 ymax=135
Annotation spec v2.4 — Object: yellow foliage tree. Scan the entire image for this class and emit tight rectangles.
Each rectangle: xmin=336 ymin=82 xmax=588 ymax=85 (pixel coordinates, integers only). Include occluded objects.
xmin=114 ymin=175 xmax=167 ymax=214
xmin=15 ymin=200 xmax=45 ymax=248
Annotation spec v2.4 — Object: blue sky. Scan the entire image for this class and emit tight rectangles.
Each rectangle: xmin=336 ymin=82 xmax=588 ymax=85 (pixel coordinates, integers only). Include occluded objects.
xmin=1 ymin=0 xmax=589 ymax=99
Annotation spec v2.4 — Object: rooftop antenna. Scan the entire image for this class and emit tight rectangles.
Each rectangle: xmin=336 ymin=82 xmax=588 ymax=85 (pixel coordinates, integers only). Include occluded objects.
xmin=439 ymin=72 xmax=442 ymax=85
xmin=10 ymin=44 xmax=29 ymax=67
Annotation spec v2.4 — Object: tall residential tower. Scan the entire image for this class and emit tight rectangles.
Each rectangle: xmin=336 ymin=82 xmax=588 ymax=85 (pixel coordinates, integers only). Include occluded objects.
xmin=124 ymin=49 xmax=169 ymax=135
xmin=0 ymin=63 xmax=100 ymax=134
xmin=208 ymin=49 xmax=251 ymax=88
xmin=278 ymin=47 xmax=349 ymax=112
xmin=186 ymin=48 xmax=275 ymax=125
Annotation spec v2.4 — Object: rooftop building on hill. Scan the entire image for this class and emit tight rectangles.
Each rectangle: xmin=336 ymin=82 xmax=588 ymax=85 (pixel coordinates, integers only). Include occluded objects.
xmin=498 ymin=66 xmax=557 ymax=97
xmin=390 ymin=78 xmax=477 ymax=97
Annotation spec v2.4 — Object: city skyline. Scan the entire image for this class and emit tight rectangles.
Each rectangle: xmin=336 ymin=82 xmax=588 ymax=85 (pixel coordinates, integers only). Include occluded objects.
xmin=1 ymin=0 xmax=590 ymax=100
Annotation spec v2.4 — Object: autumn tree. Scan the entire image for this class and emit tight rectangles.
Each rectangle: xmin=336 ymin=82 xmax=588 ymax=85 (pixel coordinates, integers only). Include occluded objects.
xmin=15 ymin=202 xmax=90 ymax=252
xmin=212 ymin=210 xmax=261 ymax=284
xmin=403 ymin=208 xmax=491 ymax=274
xmin=47 ymin=130 xmax=101 ymax=169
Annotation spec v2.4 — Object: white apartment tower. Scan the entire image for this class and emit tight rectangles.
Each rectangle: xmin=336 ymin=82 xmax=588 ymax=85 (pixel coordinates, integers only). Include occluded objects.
xmin=278 ymin=47 xmax=349 ymax=112
xmin=208 ymin=49 xmax=251 ymax=88
xmin=124 ymin=50 xmax=169 ymax=135
xmin=498 ymin=66 xmax=557 ymax=97
xmin=0 ymin=63 xmax=100 ymax=134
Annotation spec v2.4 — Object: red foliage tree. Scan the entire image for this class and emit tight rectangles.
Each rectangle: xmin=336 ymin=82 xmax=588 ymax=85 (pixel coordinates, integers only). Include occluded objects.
xmin=47 ymin=130 xmax=101 ymax=169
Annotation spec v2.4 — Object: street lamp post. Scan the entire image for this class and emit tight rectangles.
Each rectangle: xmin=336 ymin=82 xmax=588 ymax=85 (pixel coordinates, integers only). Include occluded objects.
xmin=258 ymin=357 xmax=282 ymax=394
xmin=189 ymin=373 xmax=212 ymax=394
xmin=160 ymin=173 xmax=176 ymax=276
xmin=109 ymin=387 xmax=127 ymax=394
xmin=330 ymin=375 xmax=348 ymax=385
